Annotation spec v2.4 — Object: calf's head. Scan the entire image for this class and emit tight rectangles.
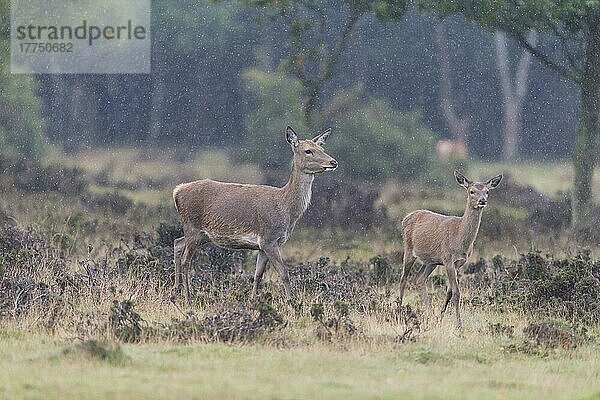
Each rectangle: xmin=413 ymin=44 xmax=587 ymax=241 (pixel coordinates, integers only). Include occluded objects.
xmin=454 ymin=170 xmax=502 ymax=209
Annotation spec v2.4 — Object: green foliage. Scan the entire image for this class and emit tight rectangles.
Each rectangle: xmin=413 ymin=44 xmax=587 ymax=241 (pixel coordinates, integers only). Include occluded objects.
xmin=0 ymin=45 xmax=47 ymax=160
xmin=311 ymin=300 xmax=357 ymax=342
xmin=373 ymin=0 xmax=409 ymax=21
xmin=108 ymin=300 xmax=143 ymax=343
xmin=418 ymin=0 xmax=599 ymax=88
xmin=0 ymin=0 xmax=47 ymax=160
xmin=242 ymin=68 xmax=436 ymax=182
xmin=154 ymin=0 xmax=241 ymax=52
xmin=523 ymin=318 xmax=590 ymax=349
xmin=419 ymin=0 xmax=598 ymax=34
xmin=327 ymin=92 xmax=436 ymax=182
xmin=421 ymin=0 xmax=600 ymax=234
xmin=64 ymin=340 xmax=129 ymax=364
xmin=467 ymin=251 xmax=600 ymax=325
xmin=240 ymin=67 xmax=308 ymax=172
xmin=1 ymin=159 xmax=88 ymax=195
xmin=240 ymin=0 xmax=409 ymax=22
xmin=368 ymin=255 xmax=396 ymax=285
xmin=235 ymin=0 xmax=409 ymax=124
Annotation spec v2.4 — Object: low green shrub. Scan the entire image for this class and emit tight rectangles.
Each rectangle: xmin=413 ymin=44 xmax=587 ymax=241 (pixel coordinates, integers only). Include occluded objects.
xmin=1 ymin=159 xmax=87 ymax=196
xmin=63 ymin=340 xmax=129 ymax=364
xmin=464 ymin=251 xmax=600 ymax=325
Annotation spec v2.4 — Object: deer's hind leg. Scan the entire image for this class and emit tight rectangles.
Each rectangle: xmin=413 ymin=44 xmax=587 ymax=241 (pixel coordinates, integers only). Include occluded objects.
xmin=178 ymin=230 xmax=210 ymax=306
xmin=250 ymin=250 xmax=269 ymax=299
xmin=416 ymin=263 xmax=437 ymax=315
xmin=398 ymin=251 xmax=417 ymax=305
xmin=440 ymin=259 xmax=465 ymax=316
xmin=441 ymin=286 xmax=452 ymax=315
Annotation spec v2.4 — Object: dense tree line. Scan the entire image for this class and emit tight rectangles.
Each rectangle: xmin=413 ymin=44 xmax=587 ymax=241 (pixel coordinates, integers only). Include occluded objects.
xmin=0 ymin=0 xmax=596 ymax=234
xmin=7 ymin=1 xmax=577 ymax=159
xmin=0 ymin=0 xmax=46 ymax=160
xmin=422 ymin=0 xmax=599 ymax=238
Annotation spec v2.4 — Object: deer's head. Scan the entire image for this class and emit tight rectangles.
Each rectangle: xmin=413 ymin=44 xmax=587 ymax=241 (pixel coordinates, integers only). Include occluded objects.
xmin=286 ymin=126 xmax=338 ymax=174
xmin=455 ymin=170 xmax=502 ymax=209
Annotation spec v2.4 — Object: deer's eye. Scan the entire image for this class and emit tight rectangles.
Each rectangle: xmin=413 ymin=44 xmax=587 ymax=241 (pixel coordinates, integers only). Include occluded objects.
xmin=305 ymin=150 xmax=313 ymax=155
xmin=469 ymin=190 xmax=475 ymax=194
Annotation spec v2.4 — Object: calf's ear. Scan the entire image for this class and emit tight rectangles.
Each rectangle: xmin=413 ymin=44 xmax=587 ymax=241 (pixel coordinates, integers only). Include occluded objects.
xmin=286 ymin=126 xmax=299 ymax=148
xmin=454 ymin=170 xmax=471 ymax=189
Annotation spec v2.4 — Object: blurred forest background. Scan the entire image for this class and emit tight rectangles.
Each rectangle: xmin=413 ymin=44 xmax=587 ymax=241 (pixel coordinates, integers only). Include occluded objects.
xmin=1 ymin=0 xmax=599 ymax=237
xmin=4 ymin=3 xmax=600 ymax=396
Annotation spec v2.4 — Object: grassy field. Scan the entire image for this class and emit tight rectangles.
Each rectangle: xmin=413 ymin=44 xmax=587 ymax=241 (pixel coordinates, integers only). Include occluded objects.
xmin=37 ymin=148 xmax=600 ymax=260
xmin=49 ymin=148 xmax=600 ymax=206
xmin=2 ymin=319 xmax=599 ymax=400
xmin=1 ymin=149 xmax=599 ymax=399
xmin=471 ymin=159 xmax=600 ymax=200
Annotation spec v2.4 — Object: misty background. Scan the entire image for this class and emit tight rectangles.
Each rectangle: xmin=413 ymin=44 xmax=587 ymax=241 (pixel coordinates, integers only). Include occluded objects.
xmin=3 ymin=2 xmax=580 ymax=157
xmin=2 ymin=0 xmax=599 ymax=238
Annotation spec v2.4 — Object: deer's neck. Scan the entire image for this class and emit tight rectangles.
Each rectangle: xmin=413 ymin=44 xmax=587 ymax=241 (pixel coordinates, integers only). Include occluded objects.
xmin=282 ymin=164 xmax=314 ymax=224
xmin=458 ymin=205 xmax=483 ymax=250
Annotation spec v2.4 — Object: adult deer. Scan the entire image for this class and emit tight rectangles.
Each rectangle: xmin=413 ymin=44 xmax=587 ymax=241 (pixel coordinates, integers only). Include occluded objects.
xmin=172 ymin=126 xmax=337 ymax=304
xmin=399 ymin=170 xmax=502 ymax=331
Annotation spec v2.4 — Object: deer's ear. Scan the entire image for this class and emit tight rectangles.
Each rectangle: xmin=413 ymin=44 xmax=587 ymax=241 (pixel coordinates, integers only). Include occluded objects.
xmin=286 ymin=126 xmax=299 ymax=148
xmin=486 ymin=174 xmax=503 ymax=189
xmin=454 ymin=170 xmax=471 ymax=189
xmin=312 ymin=128 xmax=331 ymax=146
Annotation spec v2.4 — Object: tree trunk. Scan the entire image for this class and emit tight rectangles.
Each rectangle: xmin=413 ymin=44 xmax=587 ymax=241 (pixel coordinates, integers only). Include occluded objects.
xmin=301 ymin=9 xmax=362 ymax=128
xmin=502 ymin=102 xmax=520 ymax=160
xmin=435 ymin=19 xmax=469 ymax=150
xmin=495 ymin=31 xmax=537 ymax=160
xmin=572 ymin=24 xmax=600 ymax=233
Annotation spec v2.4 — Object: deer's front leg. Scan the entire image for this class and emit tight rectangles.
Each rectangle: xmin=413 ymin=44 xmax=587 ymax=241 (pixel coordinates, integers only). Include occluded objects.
xmin=251 ymin=250 xmax=269 ymax=299
xmin=180 ymin=243 xmax=193 ymax=306
xmin=398 ymin=253 xmax=416 ymax=305
xmin=173 ymin=236 xmax=185 ymax=291
xmin=416 ymin=263 xmax=437 ymax=312
xmin=260 ymin=241 xmax=292 ymax=299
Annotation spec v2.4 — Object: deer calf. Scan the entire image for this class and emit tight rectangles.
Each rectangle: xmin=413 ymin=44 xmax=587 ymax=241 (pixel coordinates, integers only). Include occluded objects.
xmin=172 ymin=126 xmax=337 ymax=304
xmin=399 ymin=170 xmax=502 ymax=331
